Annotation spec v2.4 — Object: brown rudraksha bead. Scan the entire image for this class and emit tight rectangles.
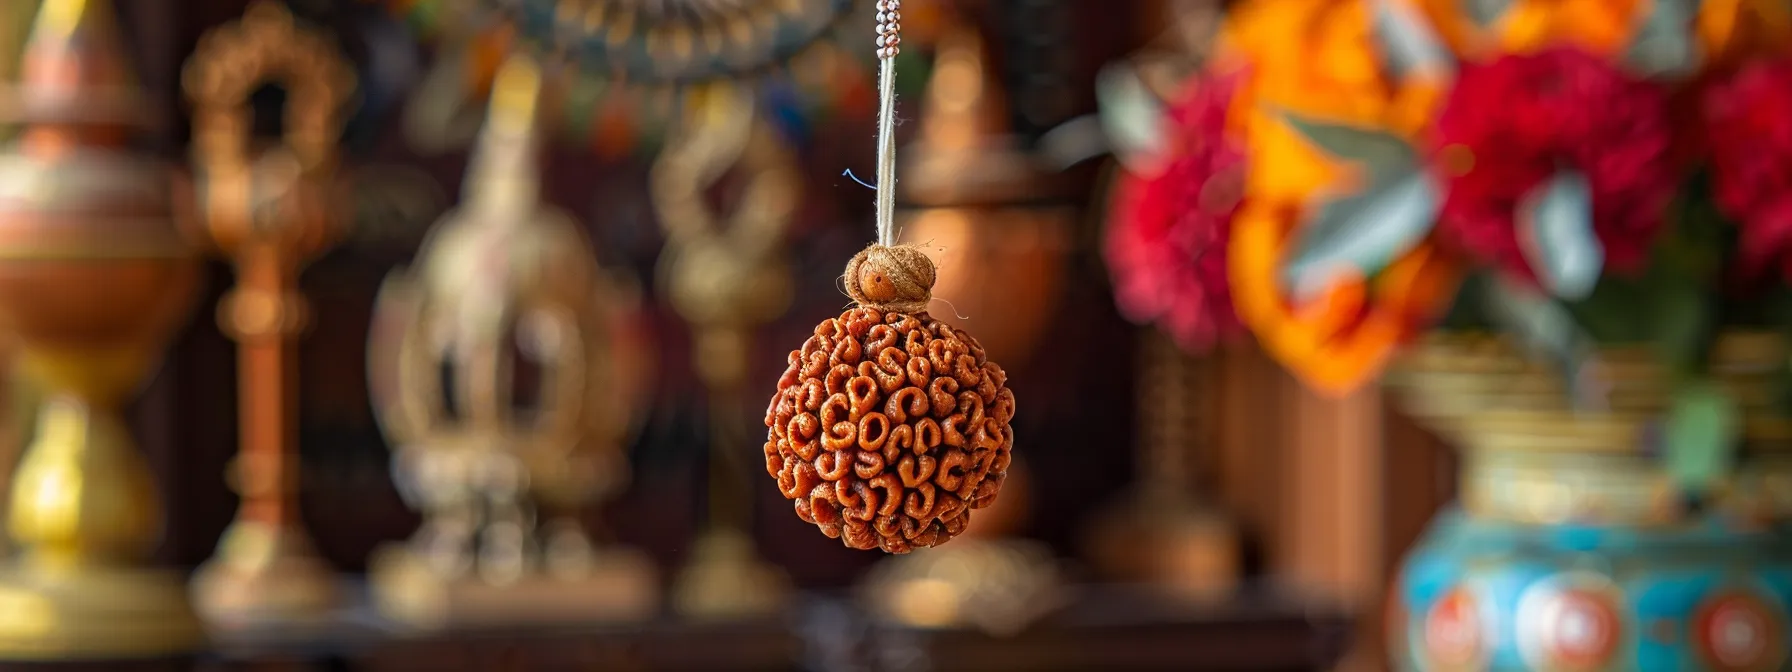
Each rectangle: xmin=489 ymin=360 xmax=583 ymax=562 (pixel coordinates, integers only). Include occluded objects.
xmin=763 ymin=306 xmax=1016 ymax=553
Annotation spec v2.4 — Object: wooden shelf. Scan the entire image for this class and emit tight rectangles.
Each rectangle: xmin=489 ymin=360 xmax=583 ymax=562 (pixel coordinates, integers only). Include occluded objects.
xmin=0 ymin=583 xmax=1352 ymax=671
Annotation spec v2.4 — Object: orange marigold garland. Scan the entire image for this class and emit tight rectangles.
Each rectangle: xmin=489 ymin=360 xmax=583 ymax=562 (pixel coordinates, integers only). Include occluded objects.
xmin=762 ymin=2 xmax=1016 ymax=553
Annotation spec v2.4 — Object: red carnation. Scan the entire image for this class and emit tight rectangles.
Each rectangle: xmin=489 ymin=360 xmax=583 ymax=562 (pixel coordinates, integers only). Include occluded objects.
xmin=1703 ymin=57 xmax=1792 ymax=280
xmin=1430 ymin=48 xmax=1677 ymax=282
xmin=1105 ymin=71 xmax=1247 ymax=352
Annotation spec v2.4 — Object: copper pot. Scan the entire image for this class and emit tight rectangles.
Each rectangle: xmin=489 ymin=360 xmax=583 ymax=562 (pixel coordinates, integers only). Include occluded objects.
xmin=900 ymin=207 xmax=1069 ymax=368
xmin=0 ymin=151 xmax=198 ymax=369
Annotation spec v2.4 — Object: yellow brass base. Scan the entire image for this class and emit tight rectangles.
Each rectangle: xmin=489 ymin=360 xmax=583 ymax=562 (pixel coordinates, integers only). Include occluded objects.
xmin=861 ymin=539 xmax=1062 ymax=636
xmin=670 ymin=528 xmax=790 ymax=619
xmin=1085 ymin=489 xmax=1240 ymax=600
xmin=191 ymin=520 xmax=342 ymax=629
xmin=370 ymin=543 xmax=658 ymax=629
xmin=0 ymin=564 xmax=204 ymax=660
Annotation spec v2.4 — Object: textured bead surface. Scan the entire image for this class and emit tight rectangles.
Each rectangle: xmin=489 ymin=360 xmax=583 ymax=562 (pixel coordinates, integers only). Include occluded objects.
xmin=764 ymin=308 xmax=1015 ymax=553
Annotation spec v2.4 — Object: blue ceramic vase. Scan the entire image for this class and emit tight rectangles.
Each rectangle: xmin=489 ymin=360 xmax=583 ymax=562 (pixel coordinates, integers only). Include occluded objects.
xmin=1387 ymin=334 xmax=1792 ymax=671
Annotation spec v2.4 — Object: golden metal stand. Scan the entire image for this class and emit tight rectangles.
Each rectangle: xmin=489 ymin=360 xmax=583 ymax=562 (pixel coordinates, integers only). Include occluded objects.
xmin=0 ymin=0 xmax=204 ymax=658
xmin=1085 ymin=330 xmax=1240 ymax=599
xmin=182 ymin=2 xmax=357 ymax=628
xmin=367 ymin=54 xmax=657 ymax=628
xmin=654 ymin=83 xmax=797 ymax=619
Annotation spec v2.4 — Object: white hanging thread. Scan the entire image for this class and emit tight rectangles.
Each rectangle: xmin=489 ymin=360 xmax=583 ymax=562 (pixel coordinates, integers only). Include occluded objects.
xmin=873 ymin=0 xmax=902 ymax=247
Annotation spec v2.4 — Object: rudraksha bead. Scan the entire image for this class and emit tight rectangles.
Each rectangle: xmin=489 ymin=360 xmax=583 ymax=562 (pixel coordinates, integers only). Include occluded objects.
xmin=764 ymin=307 xmax=1016 ymax=553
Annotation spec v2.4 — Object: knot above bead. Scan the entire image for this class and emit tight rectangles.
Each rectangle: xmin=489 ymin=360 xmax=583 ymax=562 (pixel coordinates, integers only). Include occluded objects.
xmin=844 ymin=243 xmax=935 ymax=314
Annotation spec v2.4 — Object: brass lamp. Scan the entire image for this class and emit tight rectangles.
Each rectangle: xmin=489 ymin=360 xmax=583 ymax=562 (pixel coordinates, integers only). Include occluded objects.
xmin=0 ymin=0 xmax=204 ymax=658
xmin=366 ymin=53 xmax=656 ymax=628
xmin=182 ymin=1 xmax=357 ymax=628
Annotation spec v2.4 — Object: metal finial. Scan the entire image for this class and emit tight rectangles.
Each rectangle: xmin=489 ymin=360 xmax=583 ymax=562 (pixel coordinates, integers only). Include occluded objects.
xmin=876 ymin=0 xmax=902 ymax=59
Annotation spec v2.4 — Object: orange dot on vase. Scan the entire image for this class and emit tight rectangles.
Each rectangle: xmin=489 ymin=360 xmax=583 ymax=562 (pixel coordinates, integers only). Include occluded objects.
xmin=858 ymin=264 xmax=899 ymax=304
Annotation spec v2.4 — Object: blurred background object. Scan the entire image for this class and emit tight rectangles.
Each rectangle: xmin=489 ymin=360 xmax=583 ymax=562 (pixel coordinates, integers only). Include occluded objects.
xmin=1385 ymin=334 xmax=1792 ymax=671
xmin=29 ymin=0 xmax=1731 ymax=670
xmin=183 ymin=0 xmax=357 ymax=629
xmin=0 ymin=0 xmax=204 ymax=657
xmin=655 ymin=82 xmax=800 ymax=620
xmin=365 ymin=52 xmax=658 ymax=629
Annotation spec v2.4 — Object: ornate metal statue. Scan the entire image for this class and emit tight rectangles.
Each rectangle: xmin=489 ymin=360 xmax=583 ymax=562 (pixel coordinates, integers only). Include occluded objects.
xmin=367 ymin=53 xmax=655 ymax=627
xmin=183 ymin=1 xmax=358 ymax=628
xmin=0 ymin=0 xmax=204 ymax=657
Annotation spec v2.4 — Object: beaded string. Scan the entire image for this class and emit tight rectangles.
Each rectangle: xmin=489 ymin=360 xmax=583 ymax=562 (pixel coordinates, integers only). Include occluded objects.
xmin=873 ymin=0 xmax=902 ymax=247
xmin=840 ymin=0 xmax=935 ymax=316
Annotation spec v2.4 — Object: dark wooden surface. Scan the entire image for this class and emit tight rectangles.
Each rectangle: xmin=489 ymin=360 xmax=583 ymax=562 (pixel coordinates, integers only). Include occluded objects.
xmin=0 ymin=585 xmax=1352 ymax=672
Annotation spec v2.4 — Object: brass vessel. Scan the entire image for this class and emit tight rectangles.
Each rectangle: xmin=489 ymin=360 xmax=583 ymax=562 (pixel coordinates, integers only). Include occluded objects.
xmin=1388 ymin=332 xmax=1792 ymax=526
xmin=1385 ymin=334 xmax=1792 ymax=670
xmin=0 ymin=0 xmax=204 ymax=657
xmin=182 ymin=2 xmax=357 ymax=628
xmin=367 ymin=54 xmax=656 ymax=628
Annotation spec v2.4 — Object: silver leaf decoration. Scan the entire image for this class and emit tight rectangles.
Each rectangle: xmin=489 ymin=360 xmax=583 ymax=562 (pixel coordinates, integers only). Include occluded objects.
xmin=1519 ymin=170 xmax=1604 ymax=301
xmin=1096 ymin=63 xmax=1170 ymax=175
xmin=1281 ymin=112 xmax=1420 ymax=185
xmin=1285 ymin=168 xmax=1441 ymax=298
xmin=1625 ymin=0 xmax=1704 ymax=78
xmin=1371 ymin=0 xmax=1457 ymax=80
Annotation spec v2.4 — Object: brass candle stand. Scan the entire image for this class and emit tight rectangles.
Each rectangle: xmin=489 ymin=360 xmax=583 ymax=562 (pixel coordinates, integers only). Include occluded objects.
xmin=1084 ymin=329 xmax=1239 ymax=599
xmin=0 ymin=0 xmax=205 ymax=658
xmin=654 ymin=83 xmax=797 ymax=619
xmin=366 ymin=54 xmax=656 ymax=629
xmin=182 ymin=1 xmax=356 ymax=628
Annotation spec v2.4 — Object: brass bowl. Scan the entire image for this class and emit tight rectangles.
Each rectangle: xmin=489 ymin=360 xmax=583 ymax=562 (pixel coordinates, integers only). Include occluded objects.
xmin=1387 ymin=332 xmax=1792 ymax=526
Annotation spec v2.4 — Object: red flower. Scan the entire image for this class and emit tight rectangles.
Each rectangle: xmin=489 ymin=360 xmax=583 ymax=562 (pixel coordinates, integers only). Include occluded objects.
xmin=1430 ymin=48 xmax=1677 ymax=282
xmin=1703 ymin=57 xmax=1792 ymax=279
xmin=1105 ymin=71 xmax=1247 ymax=352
